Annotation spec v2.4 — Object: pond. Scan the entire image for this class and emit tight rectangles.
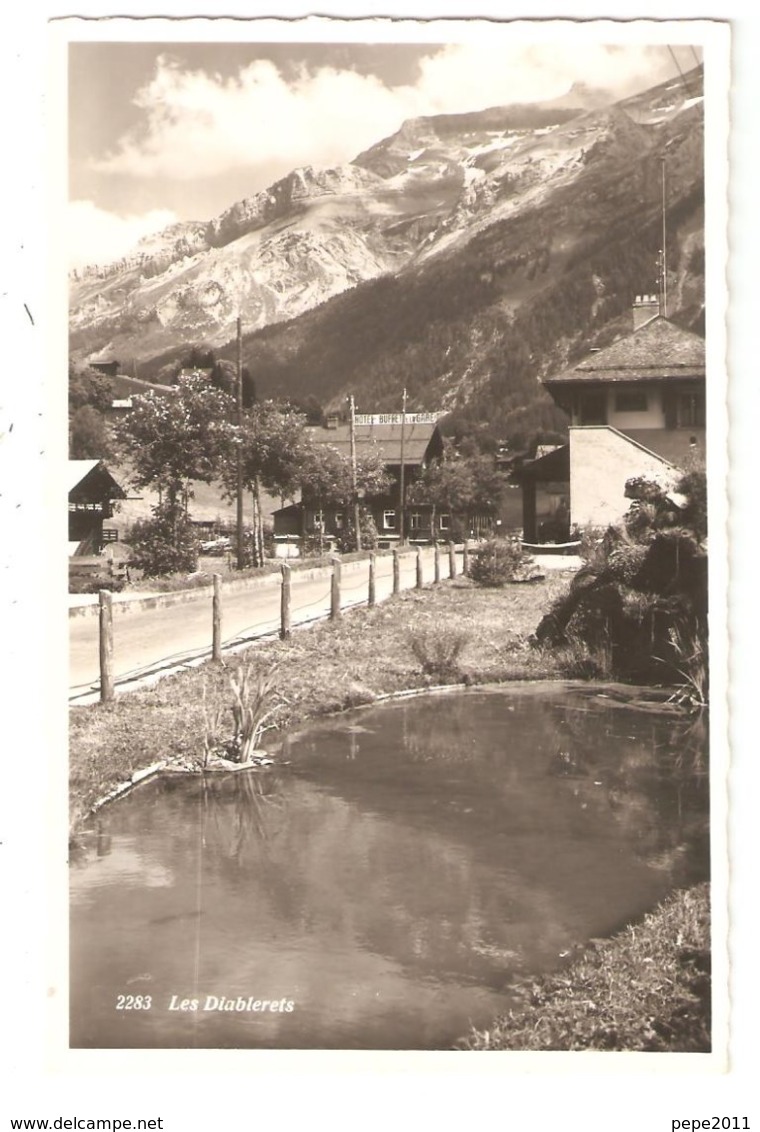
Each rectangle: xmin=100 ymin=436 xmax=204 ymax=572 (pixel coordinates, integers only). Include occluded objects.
xmin=70 ymin=683 xmax=708 ymax=1050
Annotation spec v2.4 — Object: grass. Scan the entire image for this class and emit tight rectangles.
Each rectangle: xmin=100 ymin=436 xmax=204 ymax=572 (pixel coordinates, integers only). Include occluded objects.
xmin=460 ymin=883 xmax=711 ymax=1052
xmin=69 ymin=572 xmax=571 ymax=826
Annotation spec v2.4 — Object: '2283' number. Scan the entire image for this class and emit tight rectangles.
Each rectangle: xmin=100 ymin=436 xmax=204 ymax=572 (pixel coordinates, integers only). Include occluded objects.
xmin=116 ymin=994 xmax=152 ymax=1010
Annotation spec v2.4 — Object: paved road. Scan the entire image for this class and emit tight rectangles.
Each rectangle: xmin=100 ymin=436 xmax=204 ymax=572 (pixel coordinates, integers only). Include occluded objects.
xmin=69 ymin=547 xmax=456 ymax=702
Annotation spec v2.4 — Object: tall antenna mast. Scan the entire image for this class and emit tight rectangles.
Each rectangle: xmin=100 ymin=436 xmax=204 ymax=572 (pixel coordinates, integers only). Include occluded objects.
xmin=398 ymin=388 xmax=407 ymax=545
xmin=236 ymin=314 xmax=245 ymax=569
xmin=349 ymin=393 xmax=361 ymax=552
xmin=660 ymin=156 xmax=668 ymax=318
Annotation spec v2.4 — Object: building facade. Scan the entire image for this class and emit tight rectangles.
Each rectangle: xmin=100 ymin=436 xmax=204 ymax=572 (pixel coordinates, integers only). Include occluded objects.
xmin=529 ymin=302 xmax=706 ymax=536
xmin=273 ymin=416 xmax=447 ymax=549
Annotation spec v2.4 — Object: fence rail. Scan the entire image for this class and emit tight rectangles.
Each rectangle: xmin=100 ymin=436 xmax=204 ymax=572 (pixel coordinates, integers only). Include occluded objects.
xmin=86 ymin=544 xmax=468 ymax=704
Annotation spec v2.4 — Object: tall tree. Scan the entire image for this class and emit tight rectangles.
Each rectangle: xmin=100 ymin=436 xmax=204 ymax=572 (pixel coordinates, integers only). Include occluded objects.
xmin=220 ymin=402 xmax=311 ymax=565
xmin=69 ymin=361 xmax=115 ymax=458
xmin=409 ymin=446 xmax=504 ymax=539
xmin=115 ymin=373 xmax=236 ymax=533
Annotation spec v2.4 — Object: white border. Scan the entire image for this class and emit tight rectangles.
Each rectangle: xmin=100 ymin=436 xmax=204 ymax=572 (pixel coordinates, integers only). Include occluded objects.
xmin=5 ymin=6 xmax=753 ymax=1128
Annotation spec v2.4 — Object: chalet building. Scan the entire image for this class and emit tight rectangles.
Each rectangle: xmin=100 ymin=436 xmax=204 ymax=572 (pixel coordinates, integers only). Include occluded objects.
xmin=68 ymin=460 xmax=126 ymax=555
xmin=519 ymin=298 xmax=706 ymax=540
xmin=89 ymin=360 xmax=120 ymax=378
xmin=273 ymin=414 xmax=447 ymax=550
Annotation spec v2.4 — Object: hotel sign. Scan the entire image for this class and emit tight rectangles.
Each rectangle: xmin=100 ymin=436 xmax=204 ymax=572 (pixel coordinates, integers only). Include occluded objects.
xmin=354 ymin=413 xmax=441 ymax=425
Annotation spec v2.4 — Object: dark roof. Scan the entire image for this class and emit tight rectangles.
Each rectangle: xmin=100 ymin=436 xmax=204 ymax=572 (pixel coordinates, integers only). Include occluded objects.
xmin=544 ymin=317 xmax=706 ymax=386
xmin=513 ymin=444 xmax=570 ymax=482
xmin=68 ymin=460 xmax=127 ymax=501
xmin=307 ymin=421 xmax=441 ymax=465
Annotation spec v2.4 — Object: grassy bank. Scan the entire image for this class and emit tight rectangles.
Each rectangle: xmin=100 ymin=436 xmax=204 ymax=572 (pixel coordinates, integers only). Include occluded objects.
xmin=461 ymin=883 xmax=711 ymax=1052
xmin=69 ymin=573 xmax=570 ymax=828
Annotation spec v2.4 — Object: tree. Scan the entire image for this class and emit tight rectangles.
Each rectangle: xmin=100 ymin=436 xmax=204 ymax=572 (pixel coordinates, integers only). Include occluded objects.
xmin=69 ymin=364 xmax=114 ymax=414
xmin=70 ymin=404 xmax=112 ymax=459
xmin=299 ymin=442 xmax=391 ymax=553
xmin=69 ymin=362 xmax=115 ymax=458
xmin=127 ymin=504 xmax=200 ymax=578
xmin=115 ymin=373 xmax=236 ymax=534
xmin=409 ymin=446 xmax=504 ymax=540
xmin=209 ymin=358 xmax=257 ymax=407
xmin=219 ymin=402 xmax=311 ymax=564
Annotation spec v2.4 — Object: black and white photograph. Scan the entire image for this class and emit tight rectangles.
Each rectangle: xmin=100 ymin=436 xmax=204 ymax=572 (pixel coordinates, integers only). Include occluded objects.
xmin=10 ymin=0 xmax=760 ymax=1123
xmin=53 ymin=17 xmax=733 ymax=1062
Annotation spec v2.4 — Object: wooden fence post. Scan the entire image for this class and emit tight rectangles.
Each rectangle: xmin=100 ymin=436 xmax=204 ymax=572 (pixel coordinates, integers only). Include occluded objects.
xmin=463 ymin=542 xmax=470 ymax=577
xmin=212 ymin=573 xmax=222 ymax=661
xmin=392 ymin=548 xmax=400 ymax=595
xmin=280 ymin=562 xmax=291 ymax=639
xmin=449 ymin=541 xmax=456 ymax=579
xmin=99 ymin=589 xmax=114 ymax=703
xmin=368 ymin=551 xmax=376 ymax=607
xmin=331 ymin=556 xmax=342 ymax=620
xmin=416 ymin=546 xmax=423 ymax=589
xmin=434 ymin=540 xmax=441 ymax=583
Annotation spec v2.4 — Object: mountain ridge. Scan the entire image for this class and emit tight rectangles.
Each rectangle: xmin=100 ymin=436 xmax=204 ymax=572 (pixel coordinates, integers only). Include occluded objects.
xmin=70 ymin=65 xmax=704 ymax=448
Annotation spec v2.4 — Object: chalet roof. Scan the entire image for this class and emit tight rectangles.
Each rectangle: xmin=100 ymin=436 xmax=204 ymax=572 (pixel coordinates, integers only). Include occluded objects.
xmin=544 ymin=317 xmax=706 ymax=385
xmin=68 ymin=459 xmax=126 ymax=500
xmin=307 ymin=421 xmax=441 ymax=465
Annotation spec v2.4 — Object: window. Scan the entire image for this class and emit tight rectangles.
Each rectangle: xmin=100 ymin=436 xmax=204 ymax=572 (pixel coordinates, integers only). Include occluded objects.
xmin=409 ymin=512 xmax=422 ymax=530
xmin=312 ymin=510 xmax=324 ymax=531
xmin=383 ymin=510 xmax=396 ymax=530
xmin=615 ymin=391 xmax=648 ymax=413
xmin=334 ymin=512 xmax=344 ymax=530
xmin=677 ymin=392 xmax=705 ymax=429
xmin=439 ymin=514 xmax=450 ymax=531
xmin=578 ymin=392 xmax=607 ymax=425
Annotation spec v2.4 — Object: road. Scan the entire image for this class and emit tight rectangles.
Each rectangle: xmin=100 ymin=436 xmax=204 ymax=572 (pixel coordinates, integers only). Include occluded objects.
xmin=69 ymin=547 xmax=456 ymax=702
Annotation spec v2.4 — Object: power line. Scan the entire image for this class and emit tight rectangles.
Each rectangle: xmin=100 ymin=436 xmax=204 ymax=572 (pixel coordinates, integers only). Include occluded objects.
xmin=668 ymin=45 xmax=692 ymax=97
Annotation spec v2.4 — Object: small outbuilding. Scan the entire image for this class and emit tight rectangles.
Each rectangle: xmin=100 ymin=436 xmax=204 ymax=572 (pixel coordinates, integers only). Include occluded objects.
xmin=68 ymin=460 xmax=126 ymax=555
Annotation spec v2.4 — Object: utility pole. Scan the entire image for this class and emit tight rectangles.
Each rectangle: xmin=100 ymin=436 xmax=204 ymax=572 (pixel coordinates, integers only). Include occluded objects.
xmin=660 ymin=157 xmax=668 ymax=319
xmin=349 ymin=393 xmax=361 ymax=551
xmin=398 ymin=387 xmax=407 ymax=545
xmin=236 ymin=315 xmax=245 ymax=570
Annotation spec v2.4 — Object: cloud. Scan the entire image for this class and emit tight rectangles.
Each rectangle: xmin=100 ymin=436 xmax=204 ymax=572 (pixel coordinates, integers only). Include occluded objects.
xmin=91 ymin=43 xmax=692 ymax=187
xmin=68 ymin=200 xmax=179 ymax=269
xmin=91 ymin=54 xmax=414 ymax=182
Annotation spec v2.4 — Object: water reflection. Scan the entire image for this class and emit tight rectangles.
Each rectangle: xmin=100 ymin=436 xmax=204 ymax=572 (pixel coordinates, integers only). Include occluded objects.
xmin=70 ymin=686 xmax=708 ymax=1050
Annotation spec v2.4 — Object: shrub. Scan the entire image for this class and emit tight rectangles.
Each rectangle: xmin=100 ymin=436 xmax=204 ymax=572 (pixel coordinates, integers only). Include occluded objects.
xmin=68 ymin=573 xmax=125 ymax=595
xmin=550 ymin=634 xmax=614 ymax=679
xmin=127 ymin=504 xmax=199 ymax=578
xmin=535 ymin=471 xmax=708 ymax=688
xmin=228 ymin=661 xmax=281 ymax=762
xmin=407 ymin=624 xmax=471 ymax=682
xmin=469 ymin=537 xmax=530 ymax=587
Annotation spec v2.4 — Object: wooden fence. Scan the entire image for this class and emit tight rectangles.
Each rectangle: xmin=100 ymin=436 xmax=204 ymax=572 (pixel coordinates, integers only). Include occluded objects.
xmin=92 ymin=544 xmax=469 ymax=703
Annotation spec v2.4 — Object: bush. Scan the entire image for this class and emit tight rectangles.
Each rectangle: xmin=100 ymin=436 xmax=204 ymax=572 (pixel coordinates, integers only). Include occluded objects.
xmin=407 ymin=624 xmax=471 ymax=682
xmin=127 ymin=505 xmax=199 ymax=578
xmin=535 ymin=471 xmax=708 ymax=686
xmin=68 ymin=573 xmax=125 ymax=595
xmin=469 ymin=537 xmax=530 ymax=587
xmin=550 ymin=634 xmax=614 ymax=679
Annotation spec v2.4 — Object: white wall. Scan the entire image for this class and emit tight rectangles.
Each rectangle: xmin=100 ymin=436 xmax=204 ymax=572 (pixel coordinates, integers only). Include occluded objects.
xmin=569 ymin=426 xmax=680 ymax=531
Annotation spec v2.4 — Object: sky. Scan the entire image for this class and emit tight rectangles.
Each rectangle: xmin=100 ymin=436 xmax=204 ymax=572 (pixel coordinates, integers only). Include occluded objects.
xmin=68 ymin=39 xmax=702 ymax=269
